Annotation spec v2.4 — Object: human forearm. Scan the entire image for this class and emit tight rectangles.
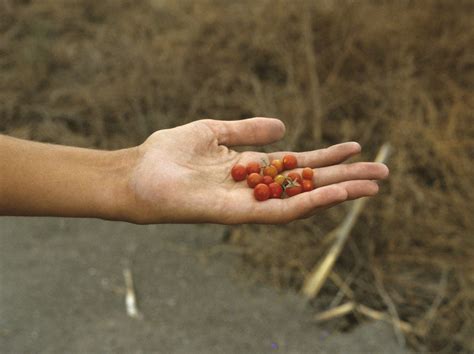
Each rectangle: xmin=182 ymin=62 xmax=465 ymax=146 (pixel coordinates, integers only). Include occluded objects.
xmin=0 ymin=135 xmax=137 ymax=221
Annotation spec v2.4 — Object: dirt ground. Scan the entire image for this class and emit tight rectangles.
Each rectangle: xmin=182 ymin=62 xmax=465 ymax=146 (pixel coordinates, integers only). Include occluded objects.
xmin=0 ymin=217 xmax=407 ymax=353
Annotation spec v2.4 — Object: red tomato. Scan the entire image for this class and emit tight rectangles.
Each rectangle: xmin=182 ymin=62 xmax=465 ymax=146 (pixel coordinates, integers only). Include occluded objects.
xmin=263 ymin=165 xmax=278 ymax=178
xmin=246 ymin=161 xmax=261 ymax=175
xmin=286 ymin=185 xmax=302 ymax=197
xmin=268 ymin=182 xmax=283 ymax=198
xmin=271 ymin=159 xmax=284 ymax=173
xmin=247 ymin=173 xmax=263 ymax=188
xmin=254 ymin=183 xmax=270 ymax=201
xmin=282 ymin=154 xmax=297 ymax=170
xmin=302 ymin=167 xmax=314 ymax=180
xmin=262 ymin=175 xmax=274 ymax=185
xmin=302 ymin=179 xmax=314 ymax=192
xmin=231 ymin=164 xmax=247 ymax=181
xmin=287 ymin=172 xmax=302 ymax=185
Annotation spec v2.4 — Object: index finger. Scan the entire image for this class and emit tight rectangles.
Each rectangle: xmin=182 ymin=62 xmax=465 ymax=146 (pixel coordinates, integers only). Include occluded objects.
xmin=201 ymin=118 xmax=286 ymax=146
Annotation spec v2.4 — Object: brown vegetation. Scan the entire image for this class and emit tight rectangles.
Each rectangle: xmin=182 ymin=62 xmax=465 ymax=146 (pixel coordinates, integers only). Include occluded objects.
xmin=1 ymin=0 xmax=473 ymax=351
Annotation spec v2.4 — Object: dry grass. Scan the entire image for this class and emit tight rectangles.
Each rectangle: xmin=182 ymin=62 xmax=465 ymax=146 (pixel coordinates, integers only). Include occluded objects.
xmin=1 ymin=0 xmax=473 ymax=352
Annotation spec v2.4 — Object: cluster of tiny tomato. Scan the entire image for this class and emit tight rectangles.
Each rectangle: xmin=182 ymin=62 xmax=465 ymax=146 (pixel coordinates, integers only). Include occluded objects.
xmin=230 ymin=154 xmax=315 ymax=201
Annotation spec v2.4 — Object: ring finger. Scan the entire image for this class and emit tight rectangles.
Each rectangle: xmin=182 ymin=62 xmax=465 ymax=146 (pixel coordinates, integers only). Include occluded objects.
xmin=289 ymin=162 xmax=389 ymax=187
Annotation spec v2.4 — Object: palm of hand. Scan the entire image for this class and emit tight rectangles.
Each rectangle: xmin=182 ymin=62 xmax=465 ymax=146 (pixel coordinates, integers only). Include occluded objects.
xmin=129 ymin=118 xmax=388 ymax=224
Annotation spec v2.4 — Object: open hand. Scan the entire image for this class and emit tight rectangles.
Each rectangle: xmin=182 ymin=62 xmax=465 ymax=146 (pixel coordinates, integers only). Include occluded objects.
xmin=128 ymin=118 xmax=389 ymax=224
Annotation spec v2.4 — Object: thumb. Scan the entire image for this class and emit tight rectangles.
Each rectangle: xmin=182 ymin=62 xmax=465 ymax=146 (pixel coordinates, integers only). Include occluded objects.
xmin=201 ymin=117 xmax=286 ymax=146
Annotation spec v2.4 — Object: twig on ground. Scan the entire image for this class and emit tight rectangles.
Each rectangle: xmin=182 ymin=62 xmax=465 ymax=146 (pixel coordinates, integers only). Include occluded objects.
xmin=356 ymin=304 xmax=414 ymax=334
xmin=313 ymin=301 xmax=415 ymax=336
xmin=329 ymin=271 xmax=355 ymax=300
xmin=416 ymin=267 xmax=449 ymax=336
xmin=123 ymin=267 xmax=142 ymax=319
xmin=329 ymin=264 xmax=362 ymax=309
xmin=373 ymin=268 xmax=406 ymax=347
xmin=314 ymin=301 xmax=356 ymax=322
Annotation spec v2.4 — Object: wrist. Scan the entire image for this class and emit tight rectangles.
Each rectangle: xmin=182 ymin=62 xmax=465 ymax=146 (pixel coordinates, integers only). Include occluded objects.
xmin=103 ymin=146 xmax=142 ymax=223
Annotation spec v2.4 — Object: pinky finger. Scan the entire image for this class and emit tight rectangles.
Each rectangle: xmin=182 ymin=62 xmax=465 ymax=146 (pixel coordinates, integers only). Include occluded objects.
xmin=249 ymin=180 xmax=379 ymax=224
xmin=336 ymin=180 xmax=379 ymax=200
xmin=300 ymin=180 xmax=380 ymax=218
xmin=286 ymin=179 xmax=379 ymax=220
xmin=278 ymin=184 xmax=349 ymax=222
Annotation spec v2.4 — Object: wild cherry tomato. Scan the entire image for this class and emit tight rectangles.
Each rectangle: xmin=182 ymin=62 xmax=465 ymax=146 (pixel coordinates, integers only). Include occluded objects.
xmin=282 ymin=154 xmax=297 ymax=170
xmin=285 ymin=184 xmax=302 ymax=197
xmin=274 ymin=174 xmax=286 ymax=185
xmin=254 ymin=183 xmax=270 ymax=201
xmin=247 ymin=173 xmax=263 ymax=188
xmin=287 ymin=172 xmax=303 ymax=185
xmin=302 ymin=167 xmax=314 ymax=180
xmin=263 ymin=165 xmax=278 ymax=178
xmin=231 ymin=164 xmax=247 ymax=181
xmin=268 ymin=182 xmax=283 ymax=198
xmin=246 ymin=162 xmax=261 ymax=175
xmin=262 ymin=175 xmax=274 ymax=185
xmin=302 ymin=179 xmax=314 ymax=192
xmin=271 ymin=159 xmax=284 ymax=173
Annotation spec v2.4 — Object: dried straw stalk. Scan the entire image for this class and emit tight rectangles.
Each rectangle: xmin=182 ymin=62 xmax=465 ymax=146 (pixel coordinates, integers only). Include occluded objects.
xmin=302 ymin=143 xmax=392 ymax=298
xmin=313 ymin=301 xmax=415 ymax=334
xmin=123 ymin=267 xmax=142 ymax=319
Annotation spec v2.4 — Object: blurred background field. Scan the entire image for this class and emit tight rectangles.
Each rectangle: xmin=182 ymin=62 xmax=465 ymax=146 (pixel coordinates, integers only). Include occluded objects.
xmin=0 ymin=0 xmax=473 ymax=352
